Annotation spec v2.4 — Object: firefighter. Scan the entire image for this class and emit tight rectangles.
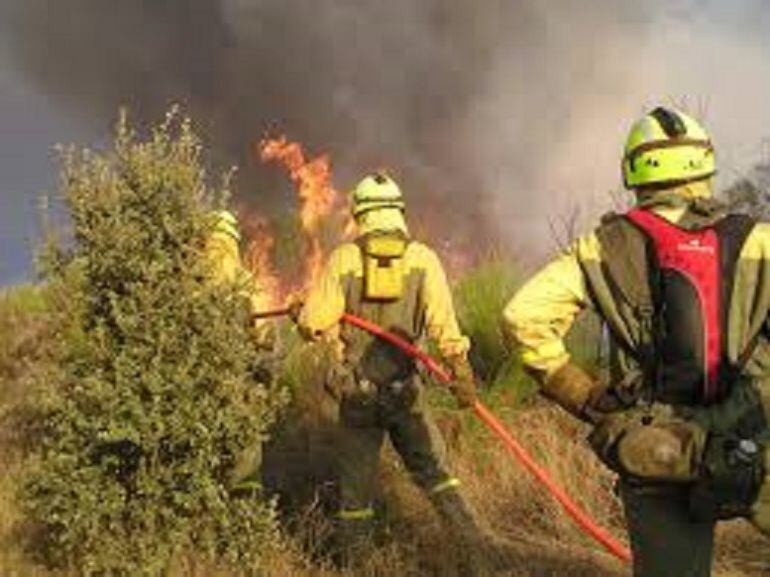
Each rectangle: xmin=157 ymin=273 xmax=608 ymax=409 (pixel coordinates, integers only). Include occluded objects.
xmin=295 ymin=173 xmax=487 ymax=569
xmin=504 ymin=107 xmax=769 ymax=577
xmin=204 ymin=209 xmax=275 ymax=348
xmin=204 ymin=209 xmax=275 ymax=492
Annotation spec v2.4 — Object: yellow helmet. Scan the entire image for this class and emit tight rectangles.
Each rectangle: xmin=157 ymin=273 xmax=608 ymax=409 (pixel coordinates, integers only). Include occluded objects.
xmin=622 ymin=107 xmax=715 ymax=190
xmin=213 ymin=210 xmax=240 ymax=241
xmin=351 ymin=172 xmax=405 ymax=218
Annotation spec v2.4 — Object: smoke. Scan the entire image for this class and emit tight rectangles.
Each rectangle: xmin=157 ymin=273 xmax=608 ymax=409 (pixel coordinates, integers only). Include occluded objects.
xmin=2 ymin=0 xmax=770 ymax=259
xmin=461 ymin=0 xmax=770 ymax=252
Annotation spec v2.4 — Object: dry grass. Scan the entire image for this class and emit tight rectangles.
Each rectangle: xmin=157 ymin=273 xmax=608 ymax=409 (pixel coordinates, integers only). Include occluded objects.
xmin=2 ymin=395 xmax=769 ymax=576
xmin=257 ymin=398 xmax=769 ymax=577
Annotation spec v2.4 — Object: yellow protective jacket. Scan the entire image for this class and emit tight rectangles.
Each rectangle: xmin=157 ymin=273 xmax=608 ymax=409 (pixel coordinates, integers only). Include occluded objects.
xmin=299 ymin=211 xmax=469 ymax=370
xmin=203 ymin=227 xmax=274 ymax=348
xmin=504 ymin=185 xmax=770 ymax=421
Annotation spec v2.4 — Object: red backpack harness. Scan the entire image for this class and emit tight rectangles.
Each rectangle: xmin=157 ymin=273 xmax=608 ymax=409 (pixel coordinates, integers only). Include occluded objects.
xmin=626 ymin=208 xmax=722 ymax=402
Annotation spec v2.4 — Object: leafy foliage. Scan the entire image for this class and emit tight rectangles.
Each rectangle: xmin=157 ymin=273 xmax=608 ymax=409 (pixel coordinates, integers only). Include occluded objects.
xmin=22 ymin=110 xmax=284 ymax=576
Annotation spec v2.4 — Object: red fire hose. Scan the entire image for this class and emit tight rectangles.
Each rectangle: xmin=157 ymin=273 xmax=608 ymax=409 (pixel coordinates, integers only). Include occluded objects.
xmin=339 ymin=313 xmax=631 ymax=563
xmin=255 ymin=308 xmax=631 ymax=563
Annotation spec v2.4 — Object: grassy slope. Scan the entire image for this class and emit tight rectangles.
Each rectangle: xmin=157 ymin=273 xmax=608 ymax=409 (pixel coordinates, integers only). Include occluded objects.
xmin=0 ymin=286 xmax=52 ymax=575
xmin=1 ymin=276 xmax=769 ymax=576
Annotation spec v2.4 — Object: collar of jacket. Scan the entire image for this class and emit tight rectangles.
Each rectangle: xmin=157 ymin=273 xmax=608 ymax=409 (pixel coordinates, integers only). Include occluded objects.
xmin=635 ymin=182 xmax=728 ymax=230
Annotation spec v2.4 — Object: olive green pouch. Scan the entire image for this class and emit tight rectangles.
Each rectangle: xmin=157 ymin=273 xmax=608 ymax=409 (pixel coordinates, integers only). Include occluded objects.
xmin=616 ymin=419 xmax=705 ymax=481
xmin=362 ymin=234 xmax=408 ymax=300
xmin=589 ymin=404 xmax=706 ymax=481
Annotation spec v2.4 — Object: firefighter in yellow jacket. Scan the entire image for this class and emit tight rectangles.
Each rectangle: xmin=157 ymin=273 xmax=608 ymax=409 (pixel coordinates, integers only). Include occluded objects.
xmin=504 ymin=108 xmax=770 ymax=577
xmin=296 ymin=173 xmax=486 ymax=566
xmin=204 ymin=210 xmax=274 ymax=348
xmin=204 ymin=209 xmax=275 ymax=491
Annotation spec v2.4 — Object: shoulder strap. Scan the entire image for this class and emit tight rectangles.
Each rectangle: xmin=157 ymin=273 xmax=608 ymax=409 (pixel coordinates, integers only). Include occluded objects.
xmin=595 ymin=213 xmax=659 ymax=388
xmin=715 ymin=214 xmax=755 ymax=276
xmin=715 ymin=214 xmax=758 ymax=377
xmin=596 ymin=212 xmax=656 ymax=313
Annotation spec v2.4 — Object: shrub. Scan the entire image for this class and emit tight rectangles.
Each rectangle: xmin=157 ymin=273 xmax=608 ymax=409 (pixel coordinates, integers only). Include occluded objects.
xmin=22 ymin=109 xmax=285 ymax=576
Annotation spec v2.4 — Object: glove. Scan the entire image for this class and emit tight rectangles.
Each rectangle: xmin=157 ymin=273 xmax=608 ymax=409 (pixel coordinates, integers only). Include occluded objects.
xmin=446 ymin=354 xmax=477 ymax=409
xmin=286 ymin=298 xmax=304 ymax=324
xmin=542 ymin=362 xmax=605 ymax=422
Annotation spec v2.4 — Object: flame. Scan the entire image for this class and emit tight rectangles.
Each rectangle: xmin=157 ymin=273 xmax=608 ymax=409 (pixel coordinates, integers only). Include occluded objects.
xmin=240 ymin=213 xmax=281 ymax=308
xmin=259 ymin=136 xmax=341 ymax=288
xmin=242 ymin=134 xmax=478 ymax=312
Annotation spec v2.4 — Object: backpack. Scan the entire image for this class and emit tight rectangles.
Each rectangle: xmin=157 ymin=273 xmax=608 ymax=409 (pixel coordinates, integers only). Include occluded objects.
xmin=342 ymin=231 xmax=423 ymax=385
xmin=599 ymin=208 xmax=755 ymax=405
xmin=359 ymin=231 xmax=410 ymax=301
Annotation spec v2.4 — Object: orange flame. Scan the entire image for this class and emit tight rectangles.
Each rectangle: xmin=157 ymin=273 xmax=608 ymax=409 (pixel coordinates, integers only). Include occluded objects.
xmin=243 ymin=135 xmax=476 ymax=310
xmin=240 ymin=213 xmax=281 ymax=308
xmin=259 ymin=136 xmax=340 ymax=288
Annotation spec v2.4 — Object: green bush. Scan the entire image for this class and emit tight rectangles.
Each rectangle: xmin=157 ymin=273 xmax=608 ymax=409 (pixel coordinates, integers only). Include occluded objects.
xmin=22 ymin=110 xmax=285 ymax=576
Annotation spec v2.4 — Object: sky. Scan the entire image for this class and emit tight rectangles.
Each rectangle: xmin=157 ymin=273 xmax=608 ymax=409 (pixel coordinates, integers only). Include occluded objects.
xmin=2 ymin=0 xmax=770 ymax=285
xmin=0 ymin=54 xmax=84 ymax=284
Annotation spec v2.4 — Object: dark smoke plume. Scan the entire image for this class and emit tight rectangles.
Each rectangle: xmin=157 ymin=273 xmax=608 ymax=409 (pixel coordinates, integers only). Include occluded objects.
xmin=0 ymin=0 xmax=501 ymax=249
xmin=2 ymin=1 xmax=770 ymax=257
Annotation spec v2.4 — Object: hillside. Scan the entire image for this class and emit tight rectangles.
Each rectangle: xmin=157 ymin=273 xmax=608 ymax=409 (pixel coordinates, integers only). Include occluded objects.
xmin=2 ymin=283 xmax=768 ymax=577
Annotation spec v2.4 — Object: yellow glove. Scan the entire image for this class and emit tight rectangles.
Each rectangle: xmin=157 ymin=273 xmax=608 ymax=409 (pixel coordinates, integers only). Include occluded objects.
xmin=283 ymin=292 xmax=305 ymax=324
